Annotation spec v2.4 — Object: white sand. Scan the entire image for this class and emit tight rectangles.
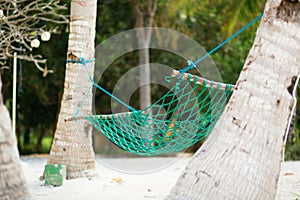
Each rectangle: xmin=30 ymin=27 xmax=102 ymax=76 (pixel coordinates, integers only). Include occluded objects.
xmin=22 ymin=155 xmax=191 ymax=200
xmin=276 ymin=161 xmax=300 ymax=200
xmin=21 ymin=155 xmax=300 ymax=200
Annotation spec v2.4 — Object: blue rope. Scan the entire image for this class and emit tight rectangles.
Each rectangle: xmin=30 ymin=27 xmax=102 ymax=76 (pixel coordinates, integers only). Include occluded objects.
xmin=74 ymin=84 xmax=93 ymax=121
xmin=67 ymin=57 xmax=137 ymax=117
xmin=179 ymin=13 xmax=263 ymax=76
xmin=70 ymin=14 xmax=263 ymax=114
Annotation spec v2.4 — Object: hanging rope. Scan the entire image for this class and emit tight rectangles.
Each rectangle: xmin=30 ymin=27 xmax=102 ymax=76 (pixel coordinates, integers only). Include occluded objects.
xmin=179 ymin=13 xmax=263 ymax=76
xmin=67 ymin=14 xmax=263 ymax=155
xmin=66 ymin=55 xmax=137 ymax=113
xmin=69 ymin=13 xmax=263 ymax=114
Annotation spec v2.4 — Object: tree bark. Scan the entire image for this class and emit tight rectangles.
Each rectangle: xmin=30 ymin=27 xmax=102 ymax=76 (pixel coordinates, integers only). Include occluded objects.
xmin=0 ymin=76 xmax=30 ymax=200
xmin=48 ymin=0 xmax=98 ymax=179
xmin=167 ymin=0 xmax=300 ymax=199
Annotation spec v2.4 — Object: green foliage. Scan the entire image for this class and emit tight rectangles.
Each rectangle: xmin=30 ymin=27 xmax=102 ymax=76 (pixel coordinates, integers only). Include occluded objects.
xmin=1 ymin=27 xmax=68 ymax=154
xmin=19 ymin=135 xmax=53 ymax=154
xmin=219 ymin=0 xmax=266 ymax=36
xmin=285 ymin=95 xmax=300 ymax=160
xmin=3 ymin=0 xmax=300 ymax=159
xmin=96 ymin=1 xmax=134 ymax=44
xmin=285 ymin=140 xmax=300 ymax=160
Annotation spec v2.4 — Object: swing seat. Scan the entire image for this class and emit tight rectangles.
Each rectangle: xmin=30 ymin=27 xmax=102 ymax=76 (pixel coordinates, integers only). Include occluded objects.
xmin=85 ymin=70 xmax=235 ymax=156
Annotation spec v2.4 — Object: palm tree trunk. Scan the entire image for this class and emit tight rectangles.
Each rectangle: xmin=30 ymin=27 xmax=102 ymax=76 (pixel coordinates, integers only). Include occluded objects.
xmin=0 ymin=76 xmax=30 ymax=200
xmin=48 ymin=0 xmax=98 ymax=179
xmin=167 ymin=0 xmax=300 ymax=199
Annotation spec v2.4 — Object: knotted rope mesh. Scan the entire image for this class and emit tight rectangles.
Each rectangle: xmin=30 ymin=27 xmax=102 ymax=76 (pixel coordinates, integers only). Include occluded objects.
xmin=85 ymin=72 xmax=234 ymax=156
xmin=68 ymin=14 xmax=263 ymax=156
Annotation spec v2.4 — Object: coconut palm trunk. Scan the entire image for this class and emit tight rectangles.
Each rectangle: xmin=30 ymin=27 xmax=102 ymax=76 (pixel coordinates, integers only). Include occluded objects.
xmin=167 ymin=0 xmax=300 ymax=199
xmin=48 ymin=0 xmax=98 ymax=179
xmin=0 ymin=76 xmax=30 ymax=200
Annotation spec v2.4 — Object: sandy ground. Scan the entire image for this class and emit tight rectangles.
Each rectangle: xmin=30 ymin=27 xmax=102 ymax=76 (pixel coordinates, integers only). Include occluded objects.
xmin=21 ymin=155 xmax=300 ymax=200
xmin=276 ymin=161 xmax=300 ymax=199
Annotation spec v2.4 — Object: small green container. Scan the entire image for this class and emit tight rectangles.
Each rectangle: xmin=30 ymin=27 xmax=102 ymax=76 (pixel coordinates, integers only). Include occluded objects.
xmin=44 ymin=164 xmax=66 ymax=186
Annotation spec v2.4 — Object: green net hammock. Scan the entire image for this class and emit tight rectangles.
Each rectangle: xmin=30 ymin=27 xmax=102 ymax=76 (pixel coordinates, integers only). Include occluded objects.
xmin=84 ymin=70 xmax=235 ymax=156
xmin=70 ymin=14 xmax=262 ymax=156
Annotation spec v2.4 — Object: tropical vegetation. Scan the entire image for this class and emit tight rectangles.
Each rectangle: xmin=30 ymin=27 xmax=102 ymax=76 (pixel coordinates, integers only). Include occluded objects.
xmin=1 ymin=0 xmax=299 ymax=160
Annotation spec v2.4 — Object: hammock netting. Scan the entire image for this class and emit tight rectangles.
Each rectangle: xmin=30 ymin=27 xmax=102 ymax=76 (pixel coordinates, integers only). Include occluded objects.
xmin=68 ymin=14 xmax=262 ymax=156
xmin=85 ymin=72 xmax=234 ymax=156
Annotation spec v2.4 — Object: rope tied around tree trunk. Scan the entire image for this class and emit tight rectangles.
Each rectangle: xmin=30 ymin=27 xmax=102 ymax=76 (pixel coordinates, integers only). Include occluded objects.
xmin=67 ymin=14 xmax=262 ymax=155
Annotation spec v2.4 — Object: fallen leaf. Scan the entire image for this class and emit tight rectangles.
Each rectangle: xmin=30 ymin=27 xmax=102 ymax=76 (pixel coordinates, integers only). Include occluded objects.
xmin=284 ymin=172 xmax=294 ymax=176
xmin=112 ymin=177 xmax=124 ymax=183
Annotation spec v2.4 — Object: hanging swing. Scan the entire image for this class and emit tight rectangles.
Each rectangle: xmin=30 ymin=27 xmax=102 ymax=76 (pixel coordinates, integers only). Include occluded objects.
xmin=68 ymin=14 xmax=263 ymax=156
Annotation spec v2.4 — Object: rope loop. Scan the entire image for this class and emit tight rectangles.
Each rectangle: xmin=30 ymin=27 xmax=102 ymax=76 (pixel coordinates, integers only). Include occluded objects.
xmin=203 ymin=79 xmax=207 ymax=86
xmin=79 ymin=57 xmax=95 ymax=65
xmin=187 ymin=74 xmax=192 ymax=82
xmin=178 ymin=60 xmax=197 ymax=78
xmin=66 ymin=57 xmax=95 ymax=65
xmin=193 ymin=75 xmax=199 ymax=84
xmin=187 ymin=60 xmax=197 ymax=68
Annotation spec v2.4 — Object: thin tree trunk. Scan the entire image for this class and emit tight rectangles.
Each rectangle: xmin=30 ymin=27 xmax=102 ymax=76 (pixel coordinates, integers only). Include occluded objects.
xmin=36 ymin=126 xmax=45 ymax=152
xmin=48 ymin=0 xmax=98 ymax=179
xmin=0 ymin=75 xmax=30 ymax=200
xmin=139 ymin=44 xmax=151 ymax=109
xmin=167 ymin=0 xmax=300 ymax=199
xmin=129 ymin=0 xmax=157 ymax=109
